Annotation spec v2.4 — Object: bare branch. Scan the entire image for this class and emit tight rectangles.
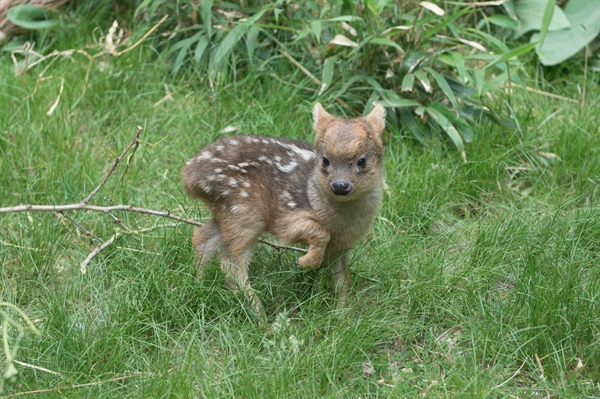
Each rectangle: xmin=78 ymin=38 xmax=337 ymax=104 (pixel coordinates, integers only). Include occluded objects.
xmin=80 ymin=223 xmax=177 ymax=274
xmin=83 ymin=126 xmax=142 ymax=205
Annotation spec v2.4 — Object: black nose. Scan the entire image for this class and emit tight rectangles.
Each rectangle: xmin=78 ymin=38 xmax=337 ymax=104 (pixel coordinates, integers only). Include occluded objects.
xmin=331 ymin=181 xmax=352 ymax=195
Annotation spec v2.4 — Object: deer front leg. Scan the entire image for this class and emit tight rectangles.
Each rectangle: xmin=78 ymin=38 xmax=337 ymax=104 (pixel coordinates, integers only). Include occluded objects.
xmin=330 ymin=252 xmax=350 ymax=309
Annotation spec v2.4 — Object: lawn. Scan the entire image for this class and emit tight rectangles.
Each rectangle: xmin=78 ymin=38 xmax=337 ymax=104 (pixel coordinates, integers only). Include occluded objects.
xmin=1 ymin=8 xmax=600 ymax=398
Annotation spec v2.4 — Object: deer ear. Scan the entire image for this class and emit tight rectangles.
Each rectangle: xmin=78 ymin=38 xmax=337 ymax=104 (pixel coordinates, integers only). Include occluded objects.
xmin=364 ymin=103 xmax=386 ymax=137
xmin=312 ymin=103 xmax=334 ymax=133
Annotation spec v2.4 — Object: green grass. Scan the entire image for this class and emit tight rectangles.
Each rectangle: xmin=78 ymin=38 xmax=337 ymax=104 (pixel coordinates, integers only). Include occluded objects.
xmin=1 ymin=22 xmax=600 ymax=398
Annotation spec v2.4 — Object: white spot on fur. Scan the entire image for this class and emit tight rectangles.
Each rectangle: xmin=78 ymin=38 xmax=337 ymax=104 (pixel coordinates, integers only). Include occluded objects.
xmin=242 ymin=181 xmax=251 ymax=188
xmin=228 ymin=177 xmax=238 ymax=187
xmin=238 ymin=162 xmax=250 ymax=168
xmin=200 ymin=180 xmax=212 ymax=193
xmin=262 ymin=139 xmax=269 ymax=144
xmin=221 ymin=189 xmax=231 ymax=196
xmin=275 ymin=159 xmax=298 ymax=173
xmin=230 ymin=139 xmax=240 ymax=145
xmin=231 ymin=205 xmax=238 ymax=214
xmin=228 ymin=165 xmax=241 ymax=171
xmin=287 ymin=202 xmax=297 ymax=208
xmin=215 ymin=145 xmax=224 ymax=151
xmin=240 ymin=191 xmax=249 ymax=198
xmin=281 ymin=191 xmax=292 ymax=200
xmin=258 ymin=156 xmax=273 ymax=165
xmin=270 ymin=139 xmax=316 ymax=161
xmin=210 ymin=157 xmax=226 ymax=163
xmin=185 ymin=160 xmax=192 ymax=165
xmin=196 ymin=151 xmax=212 ymax=161
xmin=215 ymin=174 xmax=226 ymax=181
xmin=214 ymin=168 xmax=223 ymax=173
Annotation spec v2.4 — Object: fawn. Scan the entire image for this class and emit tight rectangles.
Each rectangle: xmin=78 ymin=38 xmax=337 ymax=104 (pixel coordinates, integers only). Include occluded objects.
xmin=182 ymin=103 xmax=386 ymax=323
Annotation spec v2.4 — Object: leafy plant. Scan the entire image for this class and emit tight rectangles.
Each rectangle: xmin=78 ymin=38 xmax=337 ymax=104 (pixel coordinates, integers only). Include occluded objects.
xmin=132 ymin=1 xmax=538 ymax=155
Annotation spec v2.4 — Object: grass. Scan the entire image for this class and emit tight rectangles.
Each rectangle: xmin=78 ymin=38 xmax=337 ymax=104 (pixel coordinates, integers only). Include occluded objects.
xmin=1 ymin=19 xmax=600 ymax=398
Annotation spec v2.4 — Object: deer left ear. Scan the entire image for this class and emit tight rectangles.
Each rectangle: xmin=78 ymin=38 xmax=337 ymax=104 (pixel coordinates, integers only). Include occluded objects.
xmin=364 ymin=103 xmax=386 ymax=137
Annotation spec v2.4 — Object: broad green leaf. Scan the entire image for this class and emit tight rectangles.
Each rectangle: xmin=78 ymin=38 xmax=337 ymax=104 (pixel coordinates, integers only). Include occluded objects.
xmin=401 ymin=73 xmax=415 ymax=92
xmin=425 ymin=107 xmax=464 ymax=151
xmin=532 ymin=0 xmax=600 ymax=65
xmin=7 ymin=5 xmax=58 ymax=30
xmin=484 ymin=41 xmax=538 ymax=69
xmin=513 ymin=0 xmax=569 ymax=39
xmin=201 ymin=0 xmax=213 ymax=38
xmin=423 ymin=67 xmax=459 ymax=111
xmin=368 ymin=37 xmax=404 ymax=54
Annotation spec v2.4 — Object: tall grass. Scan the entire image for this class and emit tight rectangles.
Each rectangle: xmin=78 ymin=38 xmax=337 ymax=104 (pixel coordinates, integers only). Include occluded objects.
xmin=1 ymin=3 xmax=599 ymax=397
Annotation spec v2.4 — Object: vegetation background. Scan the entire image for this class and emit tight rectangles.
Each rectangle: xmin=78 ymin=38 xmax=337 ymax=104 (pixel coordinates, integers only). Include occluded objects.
xmin=1 ymin=0 xmax=599 ymax=397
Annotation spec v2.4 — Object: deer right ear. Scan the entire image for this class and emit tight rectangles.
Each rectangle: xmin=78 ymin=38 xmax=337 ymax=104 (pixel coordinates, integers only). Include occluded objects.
xmin=313 ymin=103 xmax=334 ymax=144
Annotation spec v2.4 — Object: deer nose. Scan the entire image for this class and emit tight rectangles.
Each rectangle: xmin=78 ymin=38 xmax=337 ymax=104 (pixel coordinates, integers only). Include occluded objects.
xmin=331 ymin=181 xmax=352 ymax=195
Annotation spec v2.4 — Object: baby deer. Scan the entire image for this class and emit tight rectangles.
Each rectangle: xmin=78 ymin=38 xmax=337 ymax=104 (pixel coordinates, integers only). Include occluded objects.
xmin=182 ymin=103 xmax=386 ymax=323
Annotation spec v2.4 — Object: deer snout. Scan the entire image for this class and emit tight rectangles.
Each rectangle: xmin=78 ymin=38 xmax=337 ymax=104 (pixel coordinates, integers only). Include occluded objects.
xmin=331 ymin=181 xmax=352 ymax=196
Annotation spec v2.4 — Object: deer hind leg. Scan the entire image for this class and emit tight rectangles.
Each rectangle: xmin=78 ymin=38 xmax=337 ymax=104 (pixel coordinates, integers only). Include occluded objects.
xmin=192 ymin=219 xmax=224 ymax=280
xmin=219 ymin=216 xmax=266 ymax=325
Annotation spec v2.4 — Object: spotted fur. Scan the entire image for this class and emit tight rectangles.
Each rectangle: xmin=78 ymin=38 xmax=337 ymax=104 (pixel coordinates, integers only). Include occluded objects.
xmin=182 ymin=103 xmax=386 ymax=324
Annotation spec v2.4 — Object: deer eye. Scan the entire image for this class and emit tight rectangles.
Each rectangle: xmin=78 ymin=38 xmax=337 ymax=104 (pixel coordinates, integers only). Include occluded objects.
xmin=322 ymin=157 xmax=330 ymax=167
xmin=357 ymin=157 xmax=367 ymax=167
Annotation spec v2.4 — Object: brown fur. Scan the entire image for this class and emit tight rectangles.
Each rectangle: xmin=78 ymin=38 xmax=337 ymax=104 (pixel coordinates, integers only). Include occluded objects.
xmin=182 ymin=103 xmax=386 ymax=323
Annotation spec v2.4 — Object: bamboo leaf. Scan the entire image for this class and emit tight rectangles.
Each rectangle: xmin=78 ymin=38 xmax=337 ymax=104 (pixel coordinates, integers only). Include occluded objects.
xmin=484 ymin=41 xmax=538 ymax=69
xmin=401 ymin=73 xmax=415 ymax=92
xmin=425 ymin=106 xmax=464 ymax=151
xmin=538 ymin=0 xmax=555 ymax=46
xmin=201 ymin=0 xmax=213 ymax=38
xmin=414 ymin=70 xmax=431 ymax=92
xmin=194 ymin=34 xmax=209 ymax=63
xmin=368 ymin=37 xmax=404 ymax=54
xmin=423 ymin=67 xmax=459 ymax=111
